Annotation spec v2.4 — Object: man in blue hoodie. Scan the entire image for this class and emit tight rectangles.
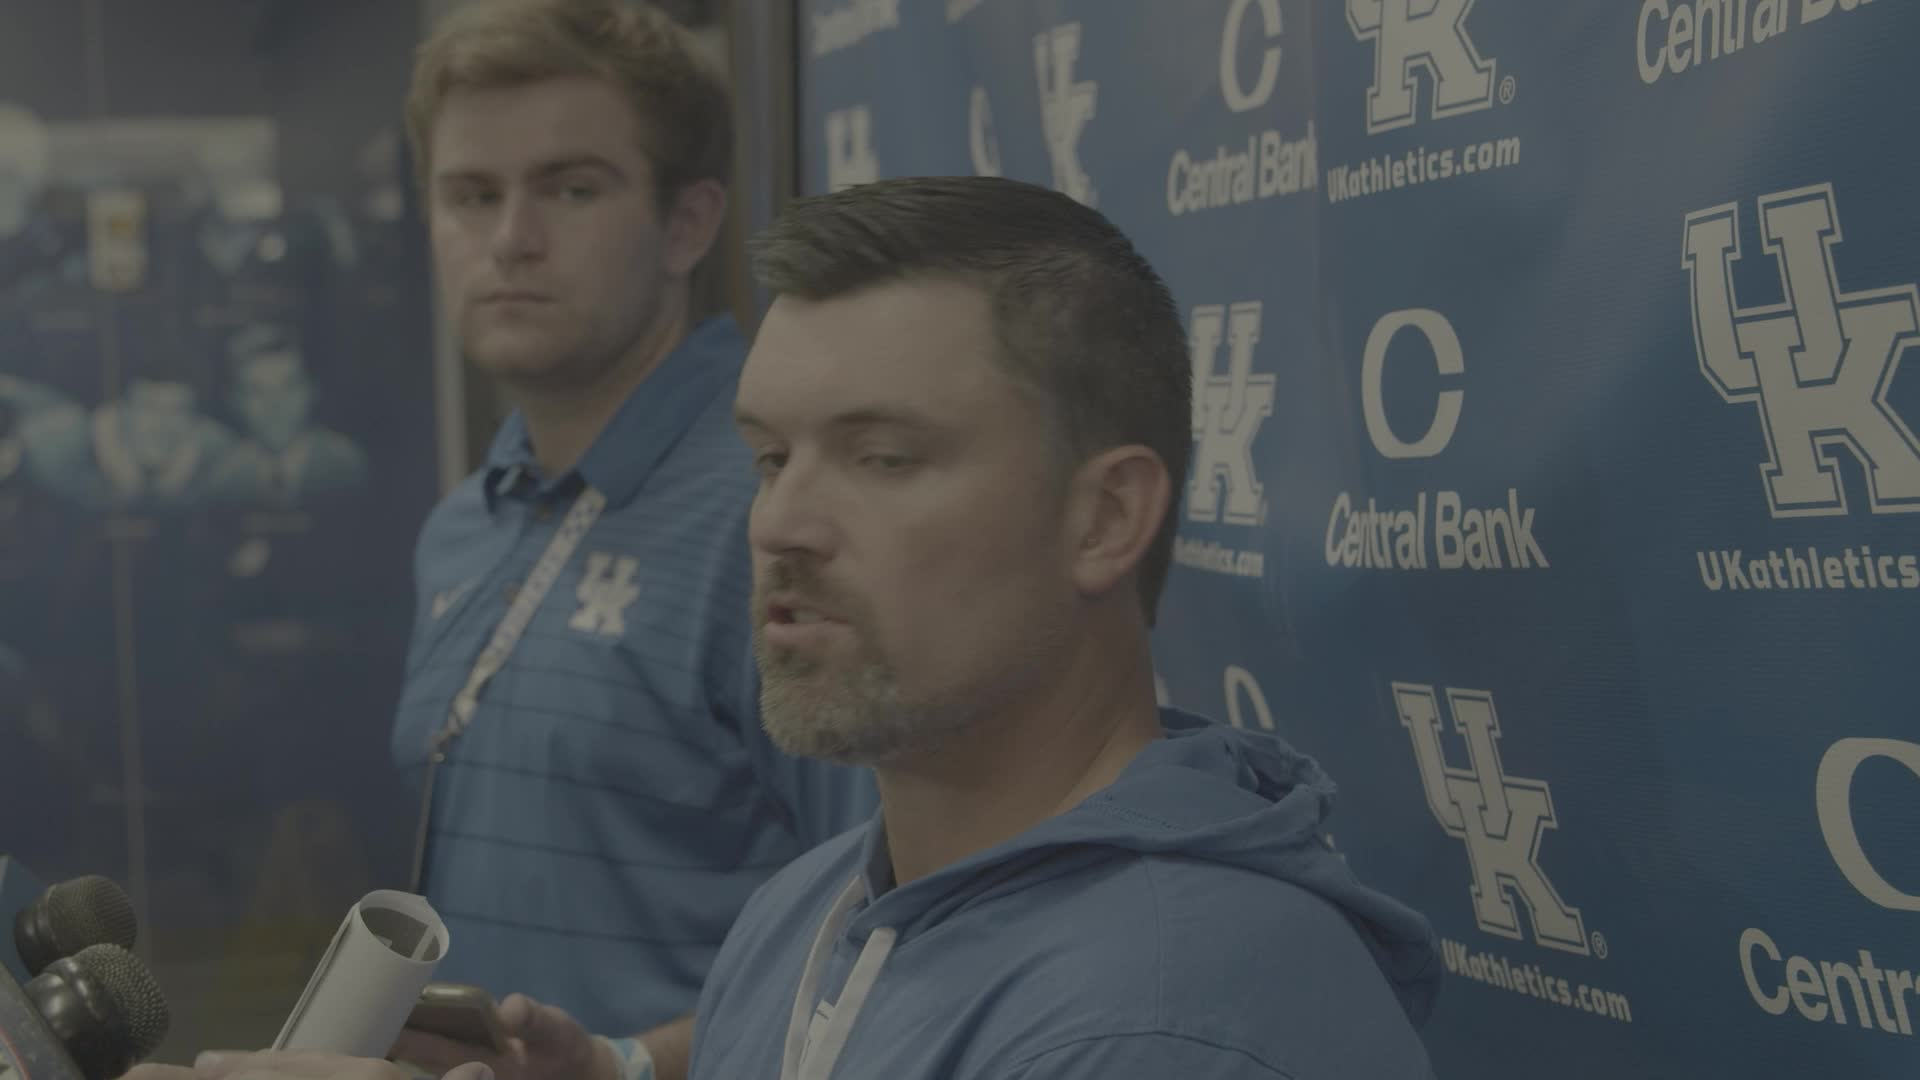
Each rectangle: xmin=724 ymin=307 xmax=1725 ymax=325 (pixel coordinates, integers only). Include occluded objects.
xmin=693 ymin=175 xmax=1441 ymax=1079
xmin=129 ymin=176 xmax=1438 ymax=1080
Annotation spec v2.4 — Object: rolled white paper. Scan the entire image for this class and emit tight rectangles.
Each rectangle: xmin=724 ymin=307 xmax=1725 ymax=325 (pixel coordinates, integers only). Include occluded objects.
xmin=272 ymin=890 xmax=451 ymax=1057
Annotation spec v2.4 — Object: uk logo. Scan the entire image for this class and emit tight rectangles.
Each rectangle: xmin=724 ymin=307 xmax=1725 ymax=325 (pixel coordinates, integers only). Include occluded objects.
xmin=1346 ymin=0 xmax=1497 ymax=134
xmin=570 ymin=553 xmax=640 ymax=638
xmin=824 ymin=106 xmax=879 ymax=191
xmin=1395 ymin=682 xmax=1590 ymax=955
xmin=1187 ymin=301 xmax=1273 ymax=527
xmin=969 ymin=86 xmax=1001 ymax=177
xmin=1683 ymin=184 xmax=1920 ymax=517
xmin=1034 ymin=23 xmax=1097 ymax=205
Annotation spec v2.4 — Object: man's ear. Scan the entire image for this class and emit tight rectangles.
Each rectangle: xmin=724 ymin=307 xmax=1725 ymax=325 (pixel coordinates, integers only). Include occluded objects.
xmin=662 ymin=177 xmax=728 ymax=278
xmin=1062 ymin=445 xmax=1171 ymax=601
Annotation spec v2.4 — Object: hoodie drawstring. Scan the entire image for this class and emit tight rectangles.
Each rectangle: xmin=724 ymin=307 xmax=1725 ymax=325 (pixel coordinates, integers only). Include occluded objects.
xmin=782 ymin=874 xmax=898 ymax=1080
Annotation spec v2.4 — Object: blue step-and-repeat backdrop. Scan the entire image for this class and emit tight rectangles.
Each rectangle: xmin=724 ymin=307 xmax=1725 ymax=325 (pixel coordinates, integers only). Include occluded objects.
xmin=800 ymin=1 xmax=1918 ymax=1076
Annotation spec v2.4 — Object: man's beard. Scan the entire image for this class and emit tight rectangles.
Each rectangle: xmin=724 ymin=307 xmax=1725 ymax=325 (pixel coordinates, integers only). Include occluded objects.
xmin=752 ymin=564 xmax=977 ymax=767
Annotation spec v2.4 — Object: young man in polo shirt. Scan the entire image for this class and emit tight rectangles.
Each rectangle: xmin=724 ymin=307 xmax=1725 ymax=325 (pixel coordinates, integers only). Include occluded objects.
xmin=382 ymin=3 xmax=873 ymax=1078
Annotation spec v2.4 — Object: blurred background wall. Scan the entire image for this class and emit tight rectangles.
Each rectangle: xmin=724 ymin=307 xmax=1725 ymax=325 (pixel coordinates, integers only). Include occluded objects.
xmin=0 ymin=0 xmax=790 ymax=1063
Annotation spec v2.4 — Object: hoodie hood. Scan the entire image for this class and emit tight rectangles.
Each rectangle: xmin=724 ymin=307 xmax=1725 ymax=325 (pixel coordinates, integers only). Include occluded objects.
xmin=849 ymin=707 xmax=1442 ymax=1027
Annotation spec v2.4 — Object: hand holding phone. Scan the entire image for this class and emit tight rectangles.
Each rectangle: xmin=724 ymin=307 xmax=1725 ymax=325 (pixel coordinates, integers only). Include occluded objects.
xmin=392 ymin=987 xmax=601 ymax=1080
xmin=401 ymin=982 xmax=510 ymax=1056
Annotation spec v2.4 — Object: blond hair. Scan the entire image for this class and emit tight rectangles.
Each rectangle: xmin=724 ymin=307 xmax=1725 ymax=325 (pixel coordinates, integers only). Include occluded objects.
xmin=406 ymin=0 xmax=731 ymax=207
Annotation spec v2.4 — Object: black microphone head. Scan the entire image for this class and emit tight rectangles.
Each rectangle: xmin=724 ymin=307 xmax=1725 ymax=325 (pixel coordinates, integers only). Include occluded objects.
xmin=13 ymin=875 xmax=137 ymax=975
xmin=67 ymin=943 xmax=169 ymax=1062
xmin=21 ymin=942 xmax=171 ymax=1080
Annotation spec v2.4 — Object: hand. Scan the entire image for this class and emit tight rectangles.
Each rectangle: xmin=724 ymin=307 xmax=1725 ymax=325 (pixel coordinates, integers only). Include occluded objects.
xmin=122 ymin=1051 xmax=493 ymax=1080
xmin=390 ymin=994 xmax=609 ymax=1080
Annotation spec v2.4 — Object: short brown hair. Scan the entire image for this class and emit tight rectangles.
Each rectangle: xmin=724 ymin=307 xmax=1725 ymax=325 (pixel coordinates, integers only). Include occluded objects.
xmin=405 ymin=0 xmax=730 ymax=207
xmin=751 ymin=176 xmax=1193 ymax=627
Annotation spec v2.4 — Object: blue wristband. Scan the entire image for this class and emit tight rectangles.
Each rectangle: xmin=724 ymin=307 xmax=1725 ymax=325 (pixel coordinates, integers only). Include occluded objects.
xmin=598 ymin=1035 xmax=657 ymax=1080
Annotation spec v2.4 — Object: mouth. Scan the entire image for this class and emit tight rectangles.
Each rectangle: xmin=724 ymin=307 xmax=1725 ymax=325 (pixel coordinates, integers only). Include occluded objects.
xmin=766 ymin=601 xmax=842 ymax=626
xmin=760 ymin=590 xmax=856 ymax=653
xmin=477 ymin=290 xmax=553 ymax=305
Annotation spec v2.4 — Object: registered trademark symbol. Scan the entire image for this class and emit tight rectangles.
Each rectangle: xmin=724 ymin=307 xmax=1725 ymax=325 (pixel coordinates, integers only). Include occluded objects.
xmin=1591 ymin=931 xmax=1609 ymax=959
xmin=1499 ymin=76 xmax=1517 ymax=105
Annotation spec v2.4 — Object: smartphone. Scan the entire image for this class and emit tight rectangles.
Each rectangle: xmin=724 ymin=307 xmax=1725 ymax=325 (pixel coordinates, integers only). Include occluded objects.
xmin=403 ymin=982 xmax=510 ymax=1055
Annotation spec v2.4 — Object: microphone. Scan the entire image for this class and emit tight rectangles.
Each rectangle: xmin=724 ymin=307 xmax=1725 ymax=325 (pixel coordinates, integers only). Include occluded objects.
xmin=0 ymin=942 xmax=170 ymax=1080
xmin=14 ymin=877 xmax=137 ymax=979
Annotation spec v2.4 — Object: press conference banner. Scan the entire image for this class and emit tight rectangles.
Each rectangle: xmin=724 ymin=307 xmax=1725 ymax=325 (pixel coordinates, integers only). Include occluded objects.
xmin=798 ymin=1 xmax=1917 ymax=1076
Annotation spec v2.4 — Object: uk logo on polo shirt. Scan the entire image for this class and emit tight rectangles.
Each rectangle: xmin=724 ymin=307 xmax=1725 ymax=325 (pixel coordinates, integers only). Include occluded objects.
xmin=570 ymin=552 xmax=641 ymax=637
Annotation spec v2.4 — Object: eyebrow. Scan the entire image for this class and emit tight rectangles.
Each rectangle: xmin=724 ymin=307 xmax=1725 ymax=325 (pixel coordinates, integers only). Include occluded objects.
xmin=434 ymin=154 xmax=628 ymax=187
xmin=733 ymin=405 xmax=948 ymax=436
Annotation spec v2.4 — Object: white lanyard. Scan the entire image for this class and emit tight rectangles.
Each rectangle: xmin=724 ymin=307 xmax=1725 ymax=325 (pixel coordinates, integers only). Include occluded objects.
xmin=783 ymin=875 xmax=896 ymax=1080
xmin=407 ymin=486 xmax=608 ymax=893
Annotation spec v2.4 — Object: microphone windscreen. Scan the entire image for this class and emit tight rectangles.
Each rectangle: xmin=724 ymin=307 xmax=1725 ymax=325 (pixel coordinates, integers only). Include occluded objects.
xmin=44 ymin=878 xmax=137 ymax=954
xmin=68 ymin=943 xmax=169 ymax=1061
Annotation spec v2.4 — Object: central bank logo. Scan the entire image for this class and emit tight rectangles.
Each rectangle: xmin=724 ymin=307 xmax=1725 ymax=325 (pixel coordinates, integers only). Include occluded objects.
xmin=1168 ymin=0 xmax=1316 ymax=217
xmin=1222 ymin=0 xmax=1283 ymax=113
xmin=1817 ymin=737 xmax=1920 ymax=912
xmin=1187 ymin=301 xmax=1273 ymax=526
xmin=1363 ymin=308 xmax=1465 ymax=459
xmin=1035 ymin=23 xmax=1097 ymax=205
xmin=1737 ymin=734 xmax=1915 ymax=1033
xmin=1683 ymin=184 xmax=1920 ymax=518
xmin=1395 ymin=682 xmax=1591 ymax=954
xmin=1346 ymin=0 xmax=1497 ymax=134
xmin=1327 ymin=309 xmax=1546 ymax=572
xmin=1639 ymin=0 xmax=1884 ymax=86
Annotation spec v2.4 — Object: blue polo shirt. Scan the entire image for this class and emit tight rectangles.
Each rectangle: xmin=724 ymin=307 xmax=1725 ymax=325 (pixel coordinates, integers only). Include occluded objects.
xmin=391 ymin=315 xmax=875 ymax=1036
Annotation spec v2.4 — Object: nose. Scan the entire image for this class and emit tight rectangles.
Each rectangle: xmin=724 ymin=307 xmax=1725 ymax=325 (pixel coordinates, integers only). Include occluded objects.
xmin=748 ymin=453 xmax=839 ymax=562
xmin=489 ymin=188 xmax=546 ymax=266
